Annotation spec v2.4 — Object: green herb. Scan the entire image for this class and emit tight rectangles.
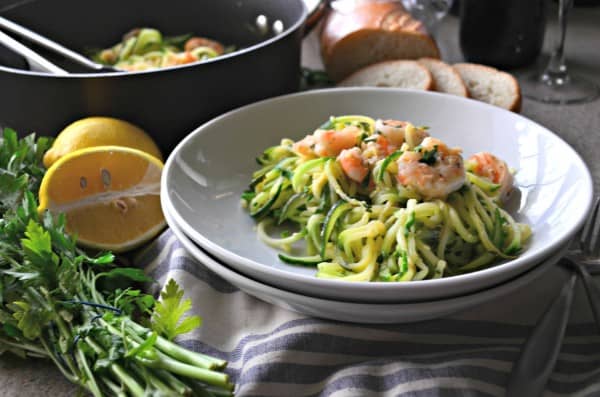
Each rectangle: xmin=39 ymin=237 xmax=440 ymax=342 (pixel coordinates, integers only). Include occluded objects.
xmin=151 ymin=279 xmax=202 ymax=341
xmin=419 ymin=145 xmax=438 ymax=166
xmin=300 ymin=67 xmax=334 ymax=91
xmin=0 ymin=129 xmax=233 ymax=396
xmin=0 ymin=128 xmax=52 ymax=213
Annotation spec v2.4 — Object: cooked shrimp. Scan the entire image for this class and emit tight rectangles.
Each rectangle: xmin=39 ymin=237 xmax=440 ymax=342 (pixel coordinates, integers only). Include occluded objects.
xmin=292 ymin=134 xmax=317 ymax=158
xmin=396 ymin=137 xmax=465 ymax=200
xmin=467 ymin=152 xmax=514 ymax=200
xmin=375 ymin=119 xmax=407 ymax=148
xmin=162 ymin=51 xmax=196 ymax=67
xmin=338 ymin=147 xmax=369 ymax=183
xmin=375 ymin=119 xmax=429 ymax=149
xmin=361 ymin=135 xmax=393 ymax=166
xmin=184 ymin=37 xmax=225 ymax=55
xmin=293 ymin=126 xmax=361 ymax=158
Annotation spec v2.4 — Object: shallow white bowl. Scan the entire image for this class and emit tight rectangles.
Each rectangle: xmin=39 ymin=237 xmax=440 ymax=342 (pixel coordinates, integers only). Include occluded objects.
xmin=165 ymin=204 xmax=565 ymax=323
xmin=162 ymin=88 xmax=593 ymax=302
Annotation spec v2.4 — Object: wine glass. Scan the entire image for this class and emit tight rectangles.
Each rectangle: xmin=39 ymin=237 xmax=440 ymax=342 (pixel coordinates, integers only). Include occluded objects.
xmin=521 ymin=0 xmax=599 ymax=104
xmin=401 ymin=0 xmax=454 ymax=33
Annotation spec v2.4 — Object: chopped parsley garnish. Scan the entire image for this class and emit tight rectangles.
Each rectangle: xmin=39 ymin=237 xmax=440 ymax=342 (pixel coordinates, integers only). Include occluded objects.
xmin=419 ymin=145 xmax=438 ymax=165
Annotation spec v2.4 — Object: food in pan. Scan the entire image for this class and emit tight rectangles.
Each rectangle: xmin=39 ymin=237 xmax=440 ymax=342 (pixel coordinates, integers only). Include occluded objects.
xmin=93 ymin=28 xmax=232 ymax=71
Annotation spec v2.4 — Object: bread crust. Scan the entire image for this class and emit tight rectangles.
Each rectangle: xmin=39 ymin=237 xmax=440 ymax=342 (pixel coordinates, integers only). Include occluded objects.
xmin=417 ymin=58 xmax=468 ymax=97
xmin=453 ymin=63 xmax=522 ymax=112
xmin=320 ymin=1 xmax=440 ymax=82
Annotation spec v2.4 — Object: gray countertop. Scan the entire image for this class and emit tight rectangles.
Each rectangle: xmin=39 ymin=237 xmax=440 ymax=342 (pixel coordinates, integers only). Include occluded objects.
xmin=1 ymin=3 xmax=599 ymax=396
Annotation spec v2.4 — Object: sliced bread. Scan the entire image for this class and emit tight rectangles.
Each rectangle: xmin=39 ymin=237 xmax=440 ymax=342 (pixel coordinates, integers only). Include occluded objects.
xmin=453 ymin=63 xmax=522 ymax=112
xmin=417 ymin=58 xmax=468 ymax=97
xmin=320 ymin=1 xmax=440 ymax=82
xmin=338 ymin=60 xmax=434 ymax=90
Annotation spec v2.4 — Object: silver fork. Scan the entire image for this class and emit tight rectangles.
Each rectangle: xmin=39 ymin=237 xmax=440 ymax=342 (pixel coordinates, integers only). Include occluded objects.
xmin=564 ymin=197 xmax=600 ymax=332
xmin=506 ymin=197 xmax=600 ymax=397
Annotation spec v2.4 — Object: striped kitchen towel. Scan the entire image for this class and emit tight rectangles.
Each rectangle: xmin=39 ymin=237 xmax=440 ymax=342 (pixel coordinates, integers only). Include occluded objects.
xmin=136 ymin=229 xmax=600 ymax=397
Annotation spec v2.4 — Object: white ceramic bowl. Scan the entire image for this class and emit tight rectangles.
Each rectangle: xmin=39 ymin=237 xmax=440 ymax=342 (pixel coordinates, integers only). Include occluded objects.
xmin=165 ymin=203 xmax=566 ymax=323
xmin=162 ymin=88 xmax=593 ymax=302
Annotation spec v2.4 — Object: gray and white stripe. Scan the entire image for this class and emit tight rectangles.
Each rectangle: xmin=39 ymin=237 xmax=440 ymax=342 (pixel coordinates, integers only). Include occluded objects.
xmin=138 ymin=230 xmax=600 ymax=396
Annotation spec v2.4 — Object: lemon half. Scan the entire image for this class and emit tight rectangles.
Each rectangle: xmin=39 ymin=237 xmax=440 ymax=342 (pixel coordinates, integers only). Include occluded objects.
xmin=43 ymin=117 xmax=162 ymax=168
xmin=39 ymin=146 xmax=165 ymax=252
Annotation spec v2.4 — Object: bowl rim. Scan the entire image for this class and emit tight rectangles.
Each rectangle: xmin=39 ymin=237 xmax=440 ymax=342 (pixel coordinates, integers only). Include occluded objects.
xmin=163 ymin=87 xmax=594 ymax=295
xmin=0 ymin=0 xmax=307 ymax=78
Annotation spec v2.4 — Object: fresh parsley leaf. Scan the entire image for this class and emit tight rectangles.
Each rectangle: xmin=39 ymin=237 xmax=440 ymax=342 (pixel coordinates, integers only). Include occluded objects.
xmin=0 ymin=129 xmax=52 ymax=212
xmin=151 ymin=279 xmax=202 ymax=341
xmin=19 ymin=220 xmax=59 ymax=289
xmin=101 ymin=267 xmax=152 ymax=283
xmin=8 ymin=299 xmax=53 ymax=340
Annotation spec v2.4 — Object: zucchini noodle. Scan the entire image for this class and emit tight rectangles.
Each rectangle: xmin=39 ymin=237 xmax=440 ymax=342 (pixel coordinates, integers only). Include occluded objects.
xmin=93 ymin=28 xmax=233 ymax=71
xmin=241 ymin=115 xmax=531 ymax=282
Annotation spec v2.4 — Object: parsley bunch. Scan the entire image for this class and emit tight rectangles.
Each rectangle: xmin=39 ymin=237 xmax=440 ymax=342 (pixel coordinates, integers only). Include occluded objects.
xmin=0 ymin=129 xmax=233 ymax=396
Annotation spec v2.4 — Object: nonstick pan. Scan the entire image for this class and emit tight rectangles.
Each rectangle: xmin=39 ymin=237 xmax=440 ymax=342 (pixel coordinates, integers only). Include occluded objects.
xmin=0 ymin=0 xmax=308 ymax=152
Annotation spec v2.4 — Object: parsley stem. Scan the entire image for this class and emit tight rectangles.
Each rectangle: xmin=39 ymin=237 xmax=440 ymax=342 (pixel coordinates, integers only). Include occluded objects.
xmin=99 ymin=375 xmax=127 ymax=397
xmin=85 ymin=336 xmax=146 ymax=397
xmin=39 ymin=334 xmax=78 ymax=384
xmin=102 ymin=319 xmax=233 ymax=390
xmin=131 ymin=363 xmax=172 ymax=393
xmin=141 ymin=354 xmax=233 ymax=390
xmin=46 ymin=323 xmax=79 ymax=380
xmin=0 ymin=337 xmax=47 ymax=357
xmin=128 ymin=320 xmax=227 ymax=369
xmin=75 ymin=348 xmax=102 ymax=397
xmin=204 ymin=385 xmax=236 ymax=397
xmin=111 ymin=362 xmax=145 ymax=397
xmin=153 ymin=368 xmax=193 ymax=396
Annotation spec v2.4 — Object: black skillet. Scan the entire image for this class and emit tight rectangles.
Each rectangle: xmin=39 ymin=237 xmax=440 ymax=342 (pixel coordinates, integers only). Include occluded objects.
xmin=0 ymin=0 xmax=312 ymax=153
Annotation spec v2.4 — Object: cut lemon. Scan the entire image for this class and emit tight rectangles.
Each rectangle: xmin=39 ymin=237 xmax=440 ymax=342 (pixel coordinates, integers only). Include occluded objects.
xmin=38 ymin=146 xmax=165 ymax=252
xmin=43 ymin=117 xmax=163 ymax=168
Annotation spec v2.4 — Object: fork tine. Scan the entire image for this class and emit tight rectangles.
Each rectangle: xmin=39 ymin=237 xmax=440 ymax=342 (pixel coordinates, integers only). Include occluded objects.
xmin=578 ymin=197 xmax=598 ymax=250
xmin=581 ymin=197 xmax=600 ymax=255
xmin=591 ymin=215 xmax=600 ymax=257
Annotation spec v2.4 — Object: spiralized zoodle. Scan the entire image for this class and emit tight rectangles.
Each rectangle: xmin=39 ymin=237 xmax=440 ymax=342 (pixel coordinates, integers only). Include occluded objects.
xmin=241 ymin=115 xmax=531 ymax=282
xmin=93 ymin=28 xmax=232 ymax=71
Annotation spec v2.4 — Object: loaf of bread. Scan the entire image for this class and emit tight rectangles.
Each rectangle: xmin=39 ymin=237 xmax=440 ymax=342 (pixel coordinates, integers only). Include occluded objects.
xmin=320 ymin=0 xmax=440 ymax=82
xmin=453 ymin=63 xmax=522 ymax=112
xmin=338 ymin=60 xmax=434 ymax=91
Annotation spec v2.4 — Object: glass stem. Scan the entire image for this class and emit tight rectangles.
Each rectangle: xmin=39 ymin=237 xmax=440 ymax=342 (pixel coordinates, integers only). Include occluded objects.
xmin=544 ymin=0 xmax=572 ymax=80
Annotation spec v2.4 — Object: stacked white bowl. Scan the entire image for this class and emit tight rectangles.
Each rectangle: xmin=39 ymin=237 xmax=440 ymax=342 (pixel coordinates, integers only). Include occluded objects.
xmin=160 ymin=88 xmax=592 ymax=324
